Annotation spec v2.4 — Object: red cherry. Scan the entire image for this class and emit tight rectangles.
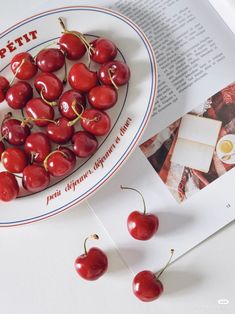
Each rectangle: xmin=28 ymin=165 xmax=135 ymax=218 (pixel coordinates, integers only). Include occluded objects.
xmin=72 ymin=131 xmax=98 ymax=158
xmin=127 ymin=211 xmax=158 ymax=240
xmin=90 ymin=38 xmax=117 ymax=64
xmin=0 ymin=75 xmax=9 ymax=103
xmin=0 ymin=171 xmax=19 ymax=202
xmin=81 ymin=109 xmax=111 ymax=136
xmin=133 ymin=271 xmax=163 ymax=302
xmin=132 ymin=250 xmax=174 ymax=302
xmin=36 ymin=48 xmax=65 ymax=72
xmin=59 ymin=22 xmax=86 ymax=60
xmin=34 ymin=72 xmax=63 ymax=102
xmin=46 ymin=117 xmax=74 ymax=144
xmin=44 ymin=147 xmax=76 ymax=177
xmin=0 ymin=141 xmax=5 ymax=158
xmin=10 ymin=52 xmax=37 ymax=80
xmin=88 ymin=85 xmax=118 ymax=110
xmin=68 ymin=63 xmax=97 ymax=93
xmin=1 ymin=147 xmax=28 ymax=173
xmin=6 ymin=81 xmax=33 ymax=109
xmin=25 ymin=98 xmax=55 ymax=127
xmin=98 ymin=60 xmax=130 ymax=87
xmin=22 ymin=164 xmax=50 ymax=192
xmin=74 ymin=234 xmax=108 ymax=281
xmin=121 ymin=186 xmax=159 ymax=240
xmin=24 ymin=132 xmax=51 ymax=163
xmin=59 ymin=89 xmax=86 ymax=120
xmin=1 ymin=117 xmax=31 ymax=146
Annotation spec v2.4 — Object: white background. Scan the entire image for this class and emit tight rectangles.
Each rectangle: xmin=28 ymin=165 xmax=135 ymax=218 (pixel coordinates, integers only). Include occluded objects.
xmin=0 ymin=1 xmax=235 ymax=314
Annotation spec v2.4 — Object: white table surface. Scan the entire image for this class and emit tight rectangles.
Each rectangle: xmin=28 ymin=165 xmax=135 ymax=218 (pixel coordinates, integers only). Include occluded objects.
xmin=0 ymin=1 xmax=235 ymax=314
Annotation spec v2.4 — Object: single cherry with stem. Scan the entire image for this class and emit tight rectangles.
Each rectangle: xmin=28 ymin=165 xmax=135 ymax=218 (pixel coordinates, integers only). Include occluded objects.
xmin=43 ymin=147 xmax=76 ymax=177
xmin=25 ymin=98 xmax=55 ymax=127
xmin=1 ymin=114 xmax=31 ymax=146
xmin=0 ymin=171 xmax=19 ymax=202
xmin=90 ymin=38 xmax=117 ymax=64
xmin=98 ymin=60 xmax=130 ymax=88
xmin=6 ymin=81 xmax=33 ymax=109
xmin=0 ymin=75 xmax=9 ymax=103
xmin=120 ymin=186 xmax=159 ymax=240
xmin=59 ymin=89 xmax=86 ymax=120
xmin=81 ymin=109 xmax=111 ymax=136
xmin=10 ymin=52 xmax=37 ymax=80
xmin=46 ymin=117 xmax=74 ymax=144
xmin=72 ymin=131 xmax=98 ymax=158
xmin=34 ymin=72 xmax=63 ymax=104
xmin=22 ymin=164 xmax=50 ymax=193
xmin=24 ymin=132 xmax=51 ymax=163
xmin=88 ymin=85 xmax=118 ymax=110
xmin=58 ymin=17 xmax=87 ymax=60
xmin=133 ymin=249 xmax=174 ymax=302
xmin=74 ymin=234 xmax=108 ymax=281
xmin=1 ymin=147 xmax=28 ymax=173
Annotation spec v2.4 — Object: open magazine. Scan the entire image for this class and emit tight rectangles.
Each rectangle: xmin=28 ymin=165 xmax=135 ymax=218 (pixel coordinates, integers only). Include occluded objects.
xmin=88 ymin=0 xmax=235 ymax=272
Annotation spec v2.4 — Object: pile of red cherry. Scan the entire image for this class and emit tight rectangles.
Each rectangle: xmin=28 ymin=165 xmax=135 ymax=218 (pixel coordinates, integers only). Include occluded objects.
xmin=0 ymin=18 xmax=130 ymax=202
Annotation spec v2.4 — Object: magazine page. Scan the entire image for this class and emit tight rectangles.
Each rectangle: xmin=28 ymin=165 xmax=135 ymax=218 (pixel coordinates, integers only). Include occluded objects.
xmin=88 ymin=0 xmax=235 ymax=273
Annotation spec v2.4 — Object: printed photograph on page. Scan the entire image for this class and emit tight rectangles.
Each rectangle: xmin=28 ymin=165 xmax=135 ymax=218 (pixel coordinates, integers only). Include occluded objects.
xmin=140 ymin=82 xmax=235 ymax=203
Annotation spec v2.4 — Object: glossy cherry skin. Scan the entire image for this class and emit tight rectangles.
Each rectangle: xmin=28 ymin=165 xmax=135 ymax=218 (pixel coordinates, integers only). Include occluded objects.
xmin=24 ymin=132 xmax=51 ymax=163
xmin=34 ymin=72 xmax=63 ymax=101
xmin=98 ymin=60 xmax=130 ymax=86
xmin=1 ymin=147 xmax=28 ymax=173
xmin=0 ymin=141 xmax=5 ymax=158
xmin=22 ymin=164 xmax=50 ymax=193
xmin=11 ymin=52 xmax=37 ymax=80
xmin=88 ymin=85 xmax=118 ymax=110
xmin=59 ymin=89 xmax=86 ymax=120
xmin=0 ymin=171 xmax=19 ymax=202
xmin=59 ymin=32 xmax=86 ymax=60
xmin=45 ymin=147 xmax=76 ymax=177
xmin=133 ymin=270 xmax=163 ymax=302
xmin=81 ymin=109 xmax=111 ymax=136
xmin=74 ymin=247 xmax=108 ymax=281
xmin=6 ymin=81 xmax=33 ymax=109
xmin=46 ymin=117 xmax=74 ymax=144
xmin=0 ymin=75 xmax=9 ymax=103
xmin=90 ymin=38 xmax=117 ymax=64
xmin=1 ymin=118 xmax=31 ymax=146
xmin=36 ymin=48 xmax=65 ymax=72
xmin=25 ymin=98 xmax=55 ymax=127
xmin=68 ymin=63 xmax=98 ymax=93
xmin=72 ymin=131 xmax=98 ymax=158
xmin=127 ymin=211 xmax=159 ymax=240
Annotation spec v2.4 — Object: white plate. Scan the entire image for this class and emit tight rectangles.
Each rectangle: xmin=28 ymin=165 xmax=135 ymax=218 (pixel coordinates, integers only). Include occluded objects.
xmin=0 ymin=6 xmax=157 ymax=226
xmin=216 ymin=134 xmax=235 ymax=164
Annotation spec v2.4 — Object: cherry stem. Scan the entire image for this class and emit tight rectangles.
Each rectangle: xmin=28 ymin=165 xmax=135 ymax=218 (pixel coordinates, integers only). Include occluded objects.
xmin=155 ymin=249 xmax=175 ymax=280
xmin=21 ymin=117 xmax=57 ymax=127
xmin=13 ymin=174 xmax=23 ymax=179
xmin=84 ymin=234 xmax=99 ymax=256
xmin=67 ymin=101 xmax=85 ymax=126
xmin=108 ymin=68 xmax=118 ymax=90
xmin=40 ymin=89 xmax=57 ymax=106
xmin=9 ymin=59 xmax=26 ymax=86
xmin=0 ymin=134 xmax=7 ymax=142
xmin=120 ymin=185 xmax=147 ymax=215
xmin=43 ymin=150 xmax=68 ymax=171
xmin=31 ymin=152 xmax=39 ymax=164
xmin=63 ymin=56 xmax=67 ymax=85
